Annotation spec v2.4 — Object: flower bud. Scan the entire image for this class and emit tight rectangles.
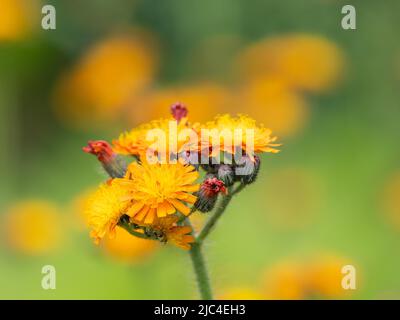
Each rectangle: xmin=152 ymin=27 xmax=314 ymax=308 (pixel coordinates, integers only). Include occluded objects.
xmin=83 ymin=140 xmax=127 ymax=178
xmin=235 ymin=154 xmax=260 ymax=185
xmin=217 ymin=164 xmax=235 ymax=187
xmin=200 ymin=157 xmax=220 ymax=173
xmin=170 ymin=102 xmax=188 ymax=122
xmin=194 ymin=175 xmax=227 ymax=213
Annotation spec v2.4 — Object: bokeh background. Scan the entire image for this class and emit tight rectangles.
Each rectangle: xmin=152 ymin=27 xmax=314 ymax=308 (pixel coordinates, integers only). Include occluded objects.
xmin=1 ymin=0 xmax=400 ymax=299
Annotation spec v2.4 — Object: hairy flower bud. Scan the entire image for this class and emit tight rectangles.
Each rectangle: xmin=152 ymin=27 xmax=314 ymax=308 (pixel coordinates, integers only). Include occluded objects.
xmin=83 ymin=140 xmax=127 ymax=178
xmin=200 ymin=157 xmax=220 ymax=173
xmin=217 ymin=164 xmax=235 ymax=187
xmin=170 ymin=102 xmax=188 ymax=122
xmin=235 ymin=154 xmax=261 ymax=185
xmin=195 ymin=175 xmax=227 ymax=213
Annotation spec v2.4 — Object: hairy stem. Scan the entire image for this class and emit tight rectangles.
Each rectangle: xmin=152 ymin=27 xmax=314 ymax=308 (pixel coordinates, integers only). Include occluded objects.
xmin=184 ymin=219 xmax=213 ymax=299
xmin=189 ymin=242 xmax=213 ymax=300
xmin=187 ymin=183 xmax=245 ymax=300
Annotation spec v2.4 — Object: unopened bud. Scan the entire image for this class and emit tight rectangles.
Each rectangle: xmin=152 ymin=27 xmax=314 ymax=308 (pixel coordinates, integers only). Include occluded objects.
xmin=235 ymin=154 xmax=260 ymax=185
xmin=194 ymin=175 xmax=227 ymax=213
xmin=217 ymin=164 xmax=235 ymax=187
xmin=83 ymin=140 xmax=127 ymax=178
xmin=171 ymin=102 xmax=188 ymax=122
xmin=200 ymin=157 xmax=220 ymax=173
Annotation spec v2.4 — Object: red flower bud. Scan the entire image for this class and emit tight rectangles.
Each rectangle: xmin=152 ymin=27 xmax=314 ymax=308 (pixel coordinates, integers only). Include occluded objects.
xmin=170 ymin=102 xmax=188 ymax=122
xmin=83 ymin=140 xmax=114 ymax=163
xmin=195 ymin=175 xmax=227 ymax=213
xmin=83 ymin=140 xmax=126 ymax=178
xmin=201 ymin=176 xmax=227 ymax=197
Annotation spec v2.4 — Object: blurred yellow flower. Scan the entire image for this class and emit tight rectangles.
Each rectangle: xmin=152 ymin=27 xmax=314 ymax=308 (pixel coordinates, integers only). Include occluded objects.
xmin=3 ymin=200 xmax=63 ymax=255
xmin=236 ymin=34 xmax=344 ymax=93
xmin=102 ymin=226 xmax=158 ymax=263
xmin=218 ymin=287 xmax=265 ymax=300
xmin=306 ymin=255 xmax=351 ymax=299
xmin=383 ymin=171 xmax=400 ymax=229
xmin=262 ymin=261 xmax=306 ymax=300
xmin=202 ymin=114 xmax=280 ymax=156
xmin=0 ymin=0 xmax=37 ymax=41
xmin=128 ymin=84 xmax=232 ymax=124
xmin=114 ymin=162 xmax=199 ymax=224
xmin=54 ymin=33 xmax=157 ymax=128
xmin=85 ymin=181 xmax=130 ymax=244
xmin=236 ymin=77 xmax=309 ymax=137
xmin=263 ymin=255 xmax=355 ymax=299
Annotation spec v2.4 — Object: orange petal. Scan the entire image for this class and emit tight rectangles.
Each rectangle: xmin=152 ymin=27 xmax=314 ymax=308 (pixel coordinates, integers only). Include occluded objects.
xmin=144 ymin=208 xmax=156 ymax=224
xmin=181 ymin=184 xmax=200 ymax=192
xmin=181 ymin=193 xmax=197 ymax=204
xmin=157 ymin=202 xmax=167 ymax=218
xmin=176 ymin=226 xmax=193 ymax=235
xmin=127 ymin=201 xmax=145 ymax=217
xmin=134 ymin=205 xmax=150 ymax=222
xmin=182 ymin=235 xmax=195 ymax=243
xmin=168 ymin=199 xmax=191 ymax=216
xmin=164 ymin=201 xmax=176 ymax=215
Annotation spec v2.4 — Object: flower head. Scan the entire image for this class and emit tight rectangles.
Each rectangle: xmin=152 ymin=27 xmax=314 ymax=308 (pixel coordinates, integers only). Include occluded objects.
xmin=201 ymin=114 xmax=280 ymax=157
xmin=114 ymin=162 xmax=199 ymax=224
xmin=84 ymin=181 xmax=130 ymax=244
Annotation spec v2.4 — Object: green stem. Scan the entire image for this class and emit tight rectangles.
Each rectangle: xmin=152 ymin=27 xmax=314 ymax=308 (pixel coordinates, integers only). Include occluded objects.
xmin=118 ymin=220 xmax=153 ymax=240
xmin=189 ymin=242 xmax=213 ymax=300
xmin=186 ymin=183 xmax=246 ymax=300
xmin=184 ymin=219 xmax=213 ymax=299
xmin=197 ymin=183 xmax=245 ymax=244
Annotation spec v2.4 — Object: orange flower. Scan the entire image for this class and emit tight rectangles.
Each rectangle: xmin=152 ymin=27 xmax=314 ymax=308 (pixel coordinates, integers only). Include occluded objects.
xmin=3 ymin=200 xmax=63 ymax=255
xmin=235 ymin=77 xmax=309 ymax=137
xmin=114 ymin=161 xmax=199 ymax=224
xmin=53 ymin=33 xmax=157 ymax=128
xmin=0 ymin=0 xmax=37 ymax=41
xmin=201 ymin=114 xmax=280 ymax=157
xmin=113 ymin=117 xmax=199 ymax=160
xmin=236 ymin=34 xmax=344 ymax=93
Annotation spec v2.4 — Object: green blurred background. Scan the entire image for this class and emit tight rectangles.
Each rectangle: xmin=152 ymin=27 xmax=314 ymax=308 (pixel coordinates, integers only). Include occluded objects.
xmin=1 ymin=0 xmax=400 ymax=299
